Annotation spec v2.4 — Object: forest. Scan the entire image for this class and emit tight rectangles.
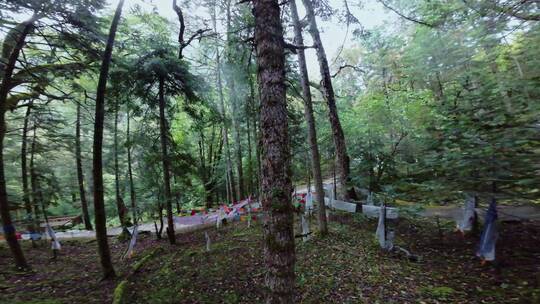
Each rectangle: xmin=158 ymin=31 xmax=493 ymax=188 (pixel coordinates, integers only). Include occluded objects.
xmin=0 ymin=0 xmax=539 ymax=303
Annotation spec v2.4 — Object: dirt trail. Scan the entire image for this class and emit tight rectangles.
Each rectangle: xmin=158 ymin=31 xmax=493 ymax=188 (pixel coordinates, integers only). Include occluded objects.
xmin=293 ymin=179 xmax=540 ymax=221
xmin=24 ymin=180 xmax=540 ymax=241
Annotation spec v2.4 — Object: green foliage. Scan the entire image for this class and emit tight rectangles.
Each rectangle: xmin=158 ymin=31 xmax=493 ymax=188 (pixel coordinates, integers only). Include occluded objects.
xmin=1 ymin=0 xmax=538 ymax=230
xmin=420 ymin=286 xmax=455 ymax=300
xmin=334 ymin=5 xmax=540 ymax=204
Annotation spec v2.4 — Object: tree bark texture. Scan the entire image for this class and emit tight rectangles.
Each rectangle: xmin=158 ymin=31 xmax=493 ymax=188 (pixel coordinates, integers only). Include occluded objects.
xmin=253 ymin=0 xmax=296 ymax=302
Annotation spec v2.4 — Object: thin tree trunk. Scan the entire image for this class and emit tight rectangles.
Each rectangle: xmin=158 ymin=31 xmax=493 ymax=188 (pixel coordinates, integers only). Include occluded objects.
xmin=30 ymin=128 xmax=46 ymax=228
xmin=31 ymin=130 xmax=50 ymax=257
xmin=158 ymin=203 xmax=164 ymax=239
xmin=21 ymin=102 xmax=35 ymax=235
xmin=231 ymin=88 xmax=244 ymax=200
xmin=76 ymin=102 xmax=93 ymax=230
xmin=245 ymin=94 xmax=254 ymax=196
xmin=126 ymin=109 xmax=137 ymax=225
xmin=254 ymin=98 xmax=261 ymax=198
xmin=92 ymin=0 xmax=124 ymax=279
xmin=246 ymin=56 xmax=257 ymax=197
xmin=158 ymin=76 xmax=175 ymax=244
xmin=253 ymin=0 xmax=296 ymax=302
xmin=225 ymin=172 xmax=231 ymax=205
xmin=197 ymin=132 xmax=213 ymax=208
xmin=212 ymin=3 xmax=236 ymax=204
xmin=290 ymin=0 xmax=328 ymax=235
xmin=154 ymin=200 xmax=164 ymax=240
xmin=29 ymin=123 xmax=43 ymax=249
xmin=71 ymin=191 xmax=77 ymax=208
xmin=247 ymin=57 xmax=262 ymax=197
xmin=114 ymin=99 xmax=129 ymax=235
xmin=0 ymin=16 xmax=37 ymax=271
xmin=302 ymin=0 xmax=354 ymax=200
xmin=224 ymin=2 xmax=245 ymax=200
xmin=29 ymin=125 xmax=40 ymax=235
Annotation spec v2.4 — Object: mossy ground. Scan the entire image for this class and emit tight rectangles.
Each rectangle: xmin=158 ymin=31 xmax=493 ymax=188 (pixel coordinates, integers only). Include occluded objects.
xmin=1 ymin=214 xmax=539 ymax=303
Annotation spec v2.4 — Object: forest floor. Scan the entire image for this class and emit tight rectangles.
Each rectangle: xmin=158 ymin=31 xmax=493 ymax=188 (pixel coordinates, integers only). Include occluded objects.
xmin=1 ymin=213 xmax=539 ymax=304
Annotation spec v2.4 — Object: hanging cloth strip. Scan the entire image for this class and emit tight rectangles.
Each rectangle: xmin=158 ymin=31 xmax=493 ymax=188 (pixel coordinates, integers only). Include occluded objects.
xmin=375 ymin=204 xmax=394 ymax=250
xmin=477 ymin=199 xmax=498 ymax=262
xmin=46 ymin=223 xmax=61 ymax=251
xmin=457 ymin=195 xmax=476 ymax=233
xmin=124 ymin=225 xmax=139 ymax=259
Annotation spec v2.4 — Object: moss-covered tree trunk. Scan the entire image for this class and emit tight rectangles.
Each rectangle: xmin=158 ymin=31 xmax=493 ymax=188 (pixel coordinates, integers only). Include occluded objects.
xmin=253 ymin=0 xmax=296 ymax=301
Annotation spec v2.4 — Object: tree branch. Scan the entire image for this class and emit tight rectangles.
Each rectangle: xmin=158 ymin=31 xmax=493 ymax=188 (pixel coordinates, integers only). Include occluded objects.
xmin=331 ymin=64 xmax=365 ymax=78
xmin=284 ymin=42 xmax=315 ymax=54
xmin=378 ymin=0 xmax=436 ymax=28
xmin=483 ymin=0 xmax=540 ymax=21
xmin=173 ymin=0 xmax=212 ymax=59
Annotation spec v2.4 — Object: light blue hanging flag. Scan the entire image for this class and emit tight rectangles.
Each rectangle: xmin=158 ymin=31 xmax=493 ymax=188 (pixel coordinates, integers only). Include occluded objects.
xmin=477 ymin=199 xmax=498 ymax=261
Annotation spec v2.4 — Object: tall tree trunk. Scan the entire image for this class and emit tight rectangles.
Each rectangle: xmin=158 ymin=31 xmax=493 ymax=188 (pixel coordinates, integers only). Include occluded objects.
xmin=158 ymin=76 xmax=175 ymax=244
xmin=76 ymin=102 xmax=93 ymax=230
xmin=247 ymin=56 xmax=261 ymax=198
xmin=212 ymin=5 xmax=236 ymax=204
xmin=21 ymin=102 xmax=35 ymax=234
xmin=302 ymin=0 xmax=353 ymax=200
xmin=231 ymin=87 xmax=245 ymax=200
xmin=225 ymin=1 xmax=245 ymax=200
xmin=253 ymin=93 xmax=261 ymax=198
xmin=30 ymin=128 xmax=45 ymax=228
xmin=114 ymin=99 xmax=129 ymax=235
xmin=245 ymin=94 xmax=254 ymax=196
xmin=30 ymin=130 xmax=49 ymax=250
xmin=253 ymin=0 xmax=296 ymax=302
xmin=157 ymin=202 xmax=164 ymax=239
xmin=29 ymin=125 xmax=42 ymax=238
xmin=245 ymin=57 xmax=256 ymax=197
xmin=290 ymin=0 xmax=328 ymax=235
xmin=0 ymin=16 xmax=37 ymax=271
xmin=92 ymin=0 xmax=124 ymax=279
xmin=197 ymin=132 xmax=213 ymax=208
xmin=126 ymin=109 xmax=137 ymax=225
xmin=225 ymin=171 xmax=231 ymax=205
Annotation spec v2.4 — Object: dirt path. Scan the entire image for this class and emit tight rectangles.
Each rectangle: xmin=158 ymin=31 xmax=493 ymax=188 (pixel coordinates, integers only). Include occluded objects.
xmin=32 ymin=181 xmax=540 ymax=241
xmin=420 ymin=204 xmax=540 ymax=221
xmin=31 ymin=221 xmax=210 ymax=241
xmin=294 ymin=180 xmax=540 ymax=221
